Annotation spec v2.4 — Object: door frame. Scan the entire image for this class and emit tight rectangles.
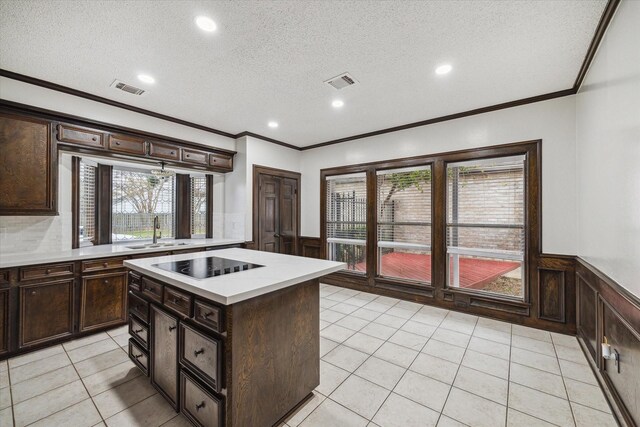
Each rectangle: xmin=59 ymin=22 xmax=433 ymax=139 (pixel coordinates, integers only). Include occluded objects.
xmin=252 ymin=165 xmax=301 ymax=254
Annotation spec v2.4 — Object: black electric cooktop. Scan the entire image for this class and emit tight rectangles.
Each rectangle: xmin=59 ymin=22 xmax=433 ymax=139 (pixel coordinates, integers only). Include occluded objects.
xmin=153 ymin=256 xmax=264 ymax=279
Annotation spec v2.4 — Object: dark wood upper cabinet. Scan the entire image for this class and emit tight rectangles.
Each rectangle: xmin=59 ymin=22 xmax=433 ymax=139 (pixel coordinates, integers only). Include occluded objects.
xmin=0 ymin=112 xmax=57 ymax=215
xmin=108 ymin=133 xmax=147 ymax=155
xmin=182 ymin=148 xmax=208 ymax=165
xmin=80 ymin=271 xmax=127 ymax=332
xmin=209 ymin=152 xmax=233 ymax=170
xmin=56 ymin=123 xmax=105 ymax=149
xmin=148 ymin=141 xmax=180 ymax=161
xmin=19 ymin=279 xmax=74 ymax=348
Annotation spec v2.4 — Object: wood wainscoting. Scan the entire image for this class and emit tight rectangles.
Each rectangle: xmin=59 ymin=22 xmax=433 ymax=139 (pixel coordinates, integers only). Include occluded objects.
xmin=299 ymin=236 xmax=321 ymax=259
xmin=576 ymin=258 xmax=640 ymax=427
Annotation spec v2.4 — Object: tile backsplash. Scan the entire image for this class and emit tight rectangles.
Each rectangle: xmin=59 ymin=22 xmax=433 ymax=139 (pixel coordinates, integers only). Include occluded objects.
xmin=0 ymin=214 xmax=72 ymax=255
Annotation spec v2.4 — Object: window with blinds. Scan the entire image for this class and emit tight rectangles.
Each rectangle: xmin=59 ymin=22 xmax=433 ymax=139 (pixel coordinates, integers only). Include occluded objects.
xmin=79 ymin=160 xmax=96 ymax=246
xmin=191 ymin=176 xmax=207 ymax=237
xmin=446 ymin=155 xmax=525 ymax=298
xmin=376 ymin=166 xmax=432 ymax=283
xmin=326 ymin=173 xmax=367 ymax=272
xmin=112 ymin=168 xmax=175 ymax=241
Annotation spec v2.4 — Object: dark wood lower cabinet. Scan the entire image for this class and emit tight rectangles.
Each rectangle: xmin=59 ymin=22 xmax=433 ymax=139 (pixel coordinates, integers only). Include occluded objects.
xmin=80 ymin=272 xmax=127 ymax=332
xmin=19 ymin=279 xmax=74 ymax=348
xmin=128 ymin=273 xmax=320 ymax=427
xmin=151 ymin=305 xmax=179 ymax=410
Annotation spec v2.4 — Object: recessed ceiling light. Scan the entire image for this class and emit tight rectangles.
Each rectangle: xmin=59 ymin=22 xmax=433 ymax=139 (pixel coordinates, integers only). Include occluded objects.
xmin=332 ymin=100 xmax=344 ymax=108
xmin=137 ymin=74 xmax=155 ymax=84
xmin=268 ymin=121 xmax=279 ymax=128
xmin=435 ymin=64 xmax=452 ymax=75
xmin=195 ymin=16 xmax=217 ymax=32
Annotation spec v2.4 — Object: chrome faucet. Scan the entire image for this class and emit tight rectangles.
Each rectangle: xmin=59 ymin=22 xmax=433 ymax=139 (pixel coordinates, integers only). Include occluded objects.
xmin=152 ymin=215 xmax=161 ymax=244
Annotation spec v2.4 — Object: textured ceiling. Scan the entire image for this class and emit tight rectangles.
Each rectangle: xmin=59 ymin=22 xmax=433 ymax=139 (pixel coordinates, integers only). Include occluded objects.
xmin=0 ymin=0 xmax=607 ymax=147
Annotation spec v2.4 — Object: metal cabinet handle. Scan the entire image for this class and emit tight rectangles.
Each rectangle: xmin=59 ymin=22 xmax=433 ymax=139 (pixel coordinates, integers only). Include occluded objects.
xmin=274 ymin=233 xmax=281 ymax=238
xmin=115 ymin=141 xmax=121 ymax=145
xmin=30 ymin=290 xmax=37 ymax=295
xmin=172 ymin=297 xmax=182 ymax=305
xmin=203 ymin=311 xmax=212 ymax=319
xmin=92 ymin=137 xmax=97 ymax=141
xmin=195 ymin=401 xmax=205 ymax=411
xmin=133 ymin=328 xmax=143 ymax=333
xmin=170 ymin=151 xmax=175 ymax=155
xmin=103 ymin=280 xmax=109 ymax=285
xmin=45 ymin=269 xmax=51 ymax=274
xmin=194 ymin=348 xmax=204 ymax=357
xmin=169 ymin=325 xmax=177 ymax=332
xmin=133 ymin=353 xmax=142 ymax=359
xmin=103 ymin=262 xmax=108 ymax=268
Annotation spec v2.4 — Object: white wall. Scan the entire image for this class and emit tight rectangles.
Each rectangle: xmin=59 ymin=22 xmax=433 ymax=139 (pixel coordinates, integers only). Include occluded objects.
xmin=0 ymin=77 xmax=235 ymax=151
xmin=242 ymin=136 xmax=302 ymax=241
xmin=576 ymin=0 xmax=640 ymax=297
xmin=300 ymin=96 xmax=578 ymax=256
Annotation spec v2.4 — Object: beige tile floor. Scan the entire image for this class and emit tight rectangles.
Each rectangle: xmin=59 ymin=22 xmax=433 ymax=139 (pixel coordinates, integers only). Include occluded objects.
xmin=0 ymin=284 xmax=617 ymax=427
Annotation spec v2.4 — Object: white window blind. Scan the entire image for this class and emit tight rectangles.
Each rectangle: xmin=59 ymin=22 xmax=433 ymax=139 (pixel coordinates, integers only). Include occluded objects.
xmin=376 ymin=166 xmax=432 ymax=283
xmin=191 ymin=176 xmax=207 ymax=237
xmin=326 ymin=173 xmax=367 ymax=272
xmin=446 ymin=155 xmax=525 ymax=297
xmin=79 ymin=161 xmax=96 ymax=246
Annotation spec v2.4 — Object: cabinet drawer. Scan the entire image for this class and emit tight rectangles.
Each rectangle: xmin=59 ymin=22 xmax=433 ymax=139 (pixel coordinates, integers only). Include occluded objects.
xmin=129 ymin=338 xmax=149 ymax=376
xmin=108 ymin=134 xmax=146 ymax=155
xmin=180 ymin=323 xmax=222 ymax=391
xmin=57 ymin=124 xmax=105 ymax=149
xmin=208 ymin=153 xmax=232 ymax=170
xmin=164 ymin=287 xmax=191 ymax=317
xmin=81 ymin=257 xmax=125 ymax=272
xmin=182 ymin=148 xmax=208 ymax=165
xmin=192 ymin=300 xmax=223 ymax=333
xmin=129 ymin=315 xmax=149 ymax=349
xmin=141 ymin=277 xmax=163 ymax=303
xmin=180 ymin=371 xmax=222 ymax=427
xmin=148 ymin=141 xmax=180 ymax=161
xmin=129 ymin=272 xmax=142 ymax=292
xmin=128 ymin=291 xmax=149 ymax=323
xmin=19 ymin=263 xmax=74 ymax=281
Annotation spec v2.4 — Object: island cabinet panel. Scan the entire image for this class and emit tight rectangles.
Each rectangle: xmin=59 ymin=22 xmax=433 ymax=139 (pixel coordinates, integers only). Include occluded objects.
xmin=19 ymin=279 xmax=74 ymax=348
xmin=127 ymin=269 xmax=321 ymax=427
xmin=129 ymin=315 xmax=149 ymax=349
xmin=129 ymin=338 xmax=149 ymax=376
xmin=0 ymin=112 xmax=57 ymax=215
xmin=227 ymin=280 xmax=319 ymax=427
xmin=80 ymin=272 xmax=127 ymax=332
xmin=0 ymin=288 xmax=8 ymax=355
xmin=151 ymin=305 xmax=180 ymax=409
xmin=181 ymin=371 xmax=223 ymax=427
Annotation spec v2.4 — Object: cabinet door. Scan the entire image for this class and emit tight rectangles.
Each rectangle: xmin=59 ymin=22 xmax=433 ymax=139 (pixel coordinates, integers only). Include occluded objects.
xmin=151 ymin=305 xmax=179 ymax=409
xmin=0 ymin=113 xmax=57 ymax=215
xmin=19 ymin=279 xmax=74 ymax=348
xmin=0 ymin=288 xmax=9 ymax=355
xmin=80 ymin=272 xmax=127 ymax=332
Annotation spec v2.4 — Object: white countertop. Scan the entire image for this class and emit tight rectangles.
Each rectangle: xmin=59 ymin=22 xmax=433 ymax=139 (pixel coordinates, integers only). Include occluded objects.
xmin=0 ymin=238 xmax=245 ymax=269
xmin=124 ymin=248 xmax=346 ymax=305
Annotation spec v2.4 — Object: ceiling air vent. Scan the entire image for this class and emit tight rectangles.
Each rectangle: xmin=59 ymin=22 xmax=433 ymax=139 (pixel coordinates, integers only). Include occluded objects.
xmin=324 ymin=72 xmax=357 ymax=90
xmin=110 ymin=79 xmax=145 ymax=95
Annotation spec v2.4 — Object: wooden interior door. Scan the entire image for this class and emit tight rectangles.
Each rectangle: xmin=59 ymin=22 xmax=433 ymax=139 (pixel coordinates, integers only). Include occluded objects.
xmin=256 ymin=169 xmax=299 ymax=254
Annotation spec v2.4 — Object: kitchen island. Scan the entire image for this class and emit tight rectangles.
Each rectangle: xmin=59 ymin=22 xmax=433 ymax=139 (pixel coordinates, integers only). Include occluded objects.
xmin=124 ymin=248 xmax=345 ymax=427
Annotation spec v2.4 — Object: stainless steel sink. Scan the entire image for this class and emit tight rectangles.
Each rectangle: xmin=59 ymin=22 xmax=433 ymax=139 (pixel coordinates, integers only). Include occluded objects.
xmin=126 ymin=242 xmax=191 ymax=250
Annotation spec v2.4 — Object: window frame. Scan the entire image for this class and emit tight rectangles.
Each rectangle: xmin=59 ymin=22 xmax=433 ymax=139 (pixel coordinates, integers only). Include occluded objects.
xmin=72 ymin=157 xmax=215 ymax=247
xmin=320 ymin=140 xmax=540 ymax=307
